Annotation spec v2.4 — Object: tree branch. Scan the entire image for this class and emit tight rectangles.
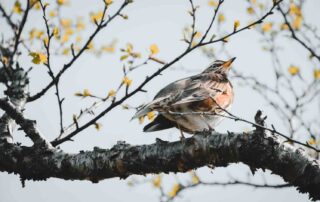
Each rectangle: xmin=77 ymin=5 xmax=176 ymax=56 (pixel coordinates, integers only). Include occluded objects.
xmin=0 ymin=130 xmax=319 ymax=200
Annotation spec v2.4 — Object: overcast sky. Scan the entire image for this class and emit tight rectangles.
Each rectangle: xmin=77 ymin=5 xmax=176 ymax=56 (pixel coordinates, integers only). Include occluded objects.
xmin=1 ymin=0 xmax=319 ymax=201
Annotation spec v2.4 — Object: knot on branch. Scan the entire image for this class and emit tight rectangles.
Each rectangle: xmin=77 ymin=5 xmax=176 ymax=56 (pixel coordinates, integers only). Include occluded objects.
xmin=254 ymin=110 xmax=267 ymax=133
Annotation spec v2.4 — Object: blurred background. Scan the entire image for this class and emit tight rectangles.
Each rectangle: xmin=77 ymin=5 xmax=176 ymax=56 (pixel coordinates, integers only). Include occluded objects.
xmin=0 ymin=0 xmax=319 ymax=201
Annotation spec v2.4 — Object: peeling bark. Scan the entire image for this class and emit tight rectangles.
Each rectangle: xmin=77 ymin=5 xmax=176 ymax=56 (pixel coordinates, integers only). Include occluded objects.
xmin=0 ymin=130 xmax=319 ymax=200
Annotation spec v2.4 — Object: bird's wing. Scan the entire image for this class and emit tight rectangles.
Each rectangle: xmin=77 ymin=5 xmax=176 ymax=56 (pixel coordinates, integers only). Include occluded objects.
xmin=171 ymin=77 xmax=228 ymax=107
xmin=132 ymin=76 xmax=193 ymax=119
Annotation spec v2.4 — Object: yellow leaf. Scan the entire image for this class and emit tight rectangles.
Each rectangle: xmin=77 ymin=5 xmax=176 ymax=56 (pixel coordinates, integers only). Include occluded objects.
xmin=76 ymin=19 xmax=86 ymax=31
xmin=43 ymin=37 xmax=49 ymax=46
xmin=49 ymin=10 xmax=57 ymax=17
xmin=150 ymin=44 xmax=159 ymax=55
xmin=126 ymin=43 xmax=133 ymax=53
xmin=308 ymin=138 xmax=316 ymax=145
xmin=123 ymin=76 xmax=132 ymax=86
xmin=60 ymin=18 xmax=72 ymax=28
xmin=208 ymin=0 xmax=217 ymax=7
xmin=314 ymin=69 xmax=320 ymax=80
xmin=57 ymin=0 xmax=67 ymax=5
xmin=218 ymin=13 xmax=225 ymax=23
xmin=191 ymin=172 xmax=200 ymax=184
xmin=108 ymin=89 xmax=116 ymax=97
xmin=120 ymin=55 xmax=129 ymax=61
xmin=13 ymin=1 xmax=23 ymax=14
xmin=105 ymin=0 xmax=113 ymax=5
xmin=29 ymin=52 xmax=47 ymax=64
xmin=152 ymin=175 xmax=161 ymax=188
xmin=194 ymin=32 xmax=202 ymax=38
xmin=262 ymin=22 xmax=273 ymax=32
xmin=90 ymin=11 xmax=104 ymax=23
xmin=280 ymin=23 xmax=289 ymax=30
xmin=94 ymin=122 xmax=102 ymax=131
xmin=62 ymin=48 xmax=70 ymax=55
xmin=61 ymin=34 xmax=69 ymax=43
xmin=233 ymin=20 xmax=240 ymax=31
xmin=289 ymin=3 xmax=301 ymax=16
xmin=247 ymin=7 xmax=254 ymax=14
xmin=292 ymin=16 xmax=302 ymax=30
xmin=147 ymin=111 xmax=155 ymax=121
xmin=138 ymin=116 xmax=144 ymax=124
xmin=288 ymin=65 xmax=299 ymax=76
xmin=168 ymin=183 xmax=180 ymax=198
xmin=83 ymin=89 xmax=91 ymax=97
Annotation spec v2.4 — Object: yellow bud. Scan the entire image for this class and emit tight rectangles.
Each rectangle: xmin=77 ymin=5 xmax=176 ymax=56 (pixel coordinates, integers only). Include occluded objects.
xmin=83 ymin=89 xmax=91 ymax=97
xmin=94 ymin=122 xmax=102 ymax=131
xmin=152 ymin=175 xmax=161 ymax=188
xmin=168 ymin=184 xmax=180 ymax=198
xmin=261 ymin=22 xmax=273 ymax=32
xmin=150 ymin=44 xmax=159 ymax=55
xmin=108 ymin=89 xmax=116 ymax=97
xmin=233 ymin=20 xmax=240 ymax=31
xmin=314 ymin=69 xmax=320 ymax=80
xmin=288 ymin=65 xmax=299 ymax=76
xmin=123 ymin=76 xmax=132 ymax=86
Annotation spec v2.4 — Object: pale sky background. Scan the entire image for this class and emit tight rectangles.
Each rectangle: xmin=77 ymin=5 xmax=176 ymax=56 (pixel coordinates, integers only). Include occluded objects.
xmin=0 ymin=0 xmax=319 ymax=201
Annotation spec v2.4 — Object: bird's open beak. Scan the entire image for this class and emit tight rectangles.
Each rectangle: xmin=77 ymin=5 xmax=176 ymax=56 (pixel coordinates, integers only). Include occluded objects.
xmin=222 ymin=57 xmax=236 ymax=69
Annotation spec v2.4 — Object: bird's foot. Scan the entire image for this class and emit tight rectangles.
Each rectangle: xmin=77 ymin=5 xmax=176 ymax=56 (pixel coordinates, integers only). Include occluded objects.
xmin=195 ymin=128 xmax=214 ymax=136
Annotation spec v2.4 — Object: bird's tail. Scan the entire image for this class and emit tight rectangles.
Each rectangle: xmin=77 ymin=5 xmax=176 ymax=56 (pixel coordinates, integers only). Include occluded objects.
xmin=131 ymin=104 xmax=153 ymax=120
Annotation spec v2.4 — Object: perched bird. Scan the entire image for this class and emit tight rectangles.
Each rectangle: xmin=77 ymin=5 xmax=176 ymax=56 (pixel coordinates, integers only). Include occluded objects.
xmin=132 ymin=57 xmax=236 ymax=135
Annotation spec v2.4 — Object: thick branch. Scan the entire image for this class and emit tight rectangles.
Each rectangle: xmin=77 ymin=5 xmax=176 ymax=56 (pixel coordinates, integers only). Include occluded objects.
xmin=0 ymin=131 xmax=319 ymax=200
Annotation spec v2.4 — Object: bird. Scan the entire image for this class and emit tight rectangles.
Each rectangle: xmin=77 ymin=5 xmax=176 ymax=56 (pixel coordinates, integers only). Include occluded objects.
xmin=132 ymin=57 xmax=236 ymax=135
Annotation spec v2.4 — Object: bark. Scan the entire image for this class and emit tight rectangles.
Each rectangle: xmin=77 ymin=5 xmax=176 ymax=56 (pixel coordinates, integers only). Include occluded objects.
xmin=0 ymin=130 xmax=319 ymax=200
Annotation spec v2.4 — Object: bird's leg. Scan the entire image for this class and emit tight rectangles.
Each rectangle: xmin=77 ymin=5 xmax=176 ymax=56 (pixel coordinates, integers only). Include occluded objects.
xmin=198 ymin=114 xmax=214 ymax=136
xmin=177 ymin=124 xmax=185 ymax=140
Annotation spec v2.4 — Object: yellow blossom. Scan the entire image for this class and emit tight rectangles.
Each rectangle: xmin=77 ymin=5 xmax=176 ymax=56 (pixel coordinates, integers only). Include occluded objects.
xmin=61 ymin=34 xmax=70 ymax=43
xmin=262 ymin=22 xmax=273 ymax=32
xmin=208 ymin=0 xmax=217 ymax=7
xmin=105 ymin=0 xmax=113 ymax=5
xmin=90 ymin=11 xmax=104 ymax=23
xmin=76 ymin=19 xmax=86 ymax=31
xmin=60 ymin=18 xmax=72 ymax=28
xmin=314 ymin=69 xmax=320 ymax=80
xmin=147 ymin=111 xmax=155 ymax=121
xmin=53 ymin=27 xmax=59 ymax=38
xmin=102 ymin=45 xmax=115 ymax=53
xmin=150 ymin=44 xmax=159 ymax=55
xmin=289 ymin=3 xmax=301 ymax=16
xmin=308 ymin=138 xmax=316 ymax=145
xmin=247 ymin=7 xmax=254 ymax=14
xmin=152 ymin=175 xmax=161 ymax=188
xmin=123 ymin=76 xmax=132 ymax=86
xmin=191 ymin=172 xmax=200 ymax=184
xmin=13 ymin=1 xmax=23 ymax=14
xmin=292 ymin=16 xmax=302 ymax=30
xmin=168 ymin=183 xmax=180 ymax=198
xmin=62 ymin=48 xmax=70 ymax=55
xmin=280 ymin=23 xmax=289 ymax=30
xmin=288 ymin=65 xmax=300 ymax=76
xmin=194 ymin=31 xmax=202 ymax=38
xmin=218 ymin=13 xmax=225 ymax=23
xmin=57 ymin=0 xmax=67 ymax=5
xmin=87 ymin=42 xmax=94 ymax=50
xmin=83 ymin=89 xmax=91 ymax=97
xmin=29 ymin=52 xmax=47 ymax=64
xmin=126 ymin=43 xmax=133 ymax=53
xmin=233 ymin=20 xmax=240 ymax=31
xmin=108 ymin=89 xmax=116 ymax=97
xmin=65 ymin=27 xmax=74 ymax=35
xmin=49 ymin=10 xmax=57 ymax=17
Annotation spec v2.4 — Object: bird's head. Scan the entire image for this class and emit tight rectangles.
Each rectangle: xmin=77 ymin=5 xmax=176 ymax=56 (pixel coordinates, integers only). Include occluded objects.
xmin=202 ymin=57 xmax=236 ymax=74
